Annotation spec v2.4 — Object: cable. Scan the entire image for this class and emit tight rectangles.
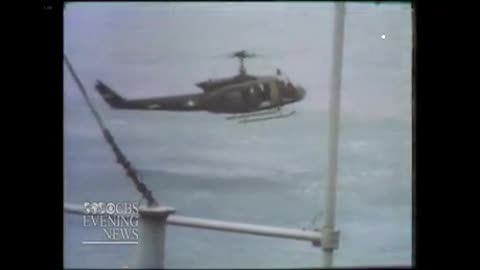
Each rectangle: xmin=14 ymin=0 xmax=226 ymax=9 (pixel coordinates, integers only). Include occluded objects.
xmin=64 ymin=54 xmax=159 ymax=207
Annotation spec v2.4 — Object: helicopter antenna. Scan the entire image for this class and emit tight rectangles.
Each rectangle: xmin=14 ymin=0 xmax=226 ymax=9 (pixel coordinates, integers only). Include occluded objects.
xmin=229 ymin=50 xmax=257 ymax=75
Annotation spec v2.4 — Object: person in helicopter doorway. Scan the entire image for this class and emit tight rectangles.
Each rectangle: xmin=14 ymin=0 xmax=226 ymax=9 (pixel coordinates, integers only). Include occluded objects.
xmin=276 ymin=68 xmax=294 ymax=89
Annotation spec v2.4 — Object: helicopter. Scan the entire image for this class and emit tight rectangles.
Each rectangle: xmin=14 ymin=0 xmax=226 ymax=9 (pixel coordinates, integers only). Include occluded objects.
xmin=95 ymin=50 xmax=306 ymax=123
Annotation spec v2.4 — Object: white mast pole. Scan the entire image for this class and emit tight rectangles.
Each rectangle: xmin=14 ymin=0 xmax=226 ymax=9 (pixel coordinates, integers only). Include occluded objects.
xmin=322 ymin=1 xmax=346 ymax=268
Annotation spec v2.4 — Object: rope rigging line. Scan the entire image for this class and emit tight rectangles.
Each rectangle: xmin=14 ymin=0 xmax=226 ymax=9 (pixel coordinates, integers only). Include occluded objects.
xmin=64 ymin=54 xmax=159 ymax=207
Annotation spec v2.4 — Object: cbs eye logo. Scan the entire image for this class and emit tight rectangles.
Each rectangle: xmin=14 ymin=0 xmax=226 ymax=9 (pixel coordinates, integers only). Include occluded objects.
xmin=83 ymin=202 xmax=116 ymax=215
xmin=83 ymin=202 xmax=139 ymax=215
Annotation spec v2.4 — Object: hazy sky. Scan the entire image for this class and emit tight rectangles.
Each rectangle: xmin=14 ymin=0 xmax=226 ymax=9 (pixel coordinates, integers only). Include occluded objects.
xmin=64 ymin=2 xmax=412 ymax=120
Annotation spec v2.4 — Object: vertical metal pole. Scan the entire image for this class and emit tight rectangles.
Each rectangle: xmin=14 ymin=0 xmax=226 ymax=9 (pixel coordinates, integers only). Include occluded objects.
xmin=137 ymin=206 xmax=176 ymax=269
xmin=322 ymin=1 xmax=346 ymax=268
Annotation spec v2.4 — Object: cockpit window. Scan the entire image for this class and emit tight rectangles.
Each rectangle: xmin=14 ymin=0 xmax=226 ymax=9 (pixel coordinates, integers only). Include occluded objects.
xmin=278 ymin=76 xmax=290 ymax=87
xmin=276 ymin=70 xmax=291 ymax=85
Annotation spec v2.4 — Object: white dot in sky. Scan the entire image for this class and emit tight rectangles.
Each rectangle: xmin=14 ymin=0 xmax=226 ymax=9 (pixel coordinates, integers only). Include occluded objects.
xmin=381 ymin=34 xmax=386 ymax=40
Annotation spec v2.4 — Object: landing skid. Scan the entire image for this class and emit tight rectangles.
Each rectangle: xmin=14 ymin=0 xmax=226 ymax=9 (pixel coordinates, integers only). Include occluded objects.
xmin=226 ymin=108 xmax=281 ymax=120
xmin=227 ymin=109 xmax=296 ymax=124
xmin=238 ymin=110 xmax=296 ymax=124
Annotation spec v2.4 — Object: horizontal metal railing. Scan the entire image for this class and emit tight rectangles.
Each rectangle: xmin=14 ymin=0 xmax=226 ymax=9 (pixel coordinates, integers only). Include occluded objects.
xmin=64 ymin=203 xmax=322 ymax=244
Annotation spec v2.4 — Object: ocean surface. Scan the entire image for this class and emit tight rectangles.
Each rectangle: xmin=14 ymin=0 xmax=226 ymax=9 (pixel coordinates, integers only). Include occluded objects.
xmin=64 ymin=2 xmax=412 ymax=268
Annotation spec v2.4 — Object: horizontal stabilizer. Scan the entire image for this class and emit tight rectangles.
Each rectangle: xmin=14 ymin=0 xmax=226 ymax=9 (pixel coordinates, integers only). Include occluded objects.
xmin=95 ymin=80 xmax=126 ymax=108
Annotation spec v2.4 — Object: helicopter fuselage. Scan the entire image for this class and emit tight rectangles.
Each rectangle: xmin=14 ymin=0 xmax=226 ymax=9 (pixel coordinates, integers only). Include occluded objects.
xmin=95 ymin=50 xmax=306 ymax=115
xmin=197 ymin=76 xmax=306 ymax=113
xmin=95 ymin=74 xmax=305 ymax=114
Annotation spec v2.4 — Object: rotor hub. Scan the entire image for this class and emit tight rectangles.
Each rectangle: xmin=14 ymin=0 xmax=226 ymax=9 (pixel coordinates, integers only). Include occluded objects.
xmin=229 ymin=50 xmax=256 ymax=75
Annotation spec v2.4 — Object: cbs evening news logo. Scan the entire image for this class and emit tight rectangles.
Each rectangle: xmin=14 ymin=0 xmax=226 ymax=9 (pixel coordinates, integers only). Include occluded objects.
xmin=82 ymin=201 xmax=140 ymax=245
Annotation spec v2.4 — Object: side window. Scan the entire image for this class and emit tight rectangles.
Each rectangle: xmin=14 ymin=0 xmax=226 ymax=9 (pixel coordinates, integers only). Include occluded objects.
xmin=259 ymin=83 xmax=271 ymax=100
xmin=263 ymin=83 xmax=271 ymax=94
xmin=253 ymin=85 xmax=262 ymax=99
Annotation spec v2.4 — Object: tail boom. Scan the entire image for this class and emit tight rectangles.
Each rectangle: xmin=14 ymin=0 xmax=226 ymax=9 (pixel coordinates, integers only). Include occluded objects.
xmin=95 ymin=80 xmax=205 ymax=111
